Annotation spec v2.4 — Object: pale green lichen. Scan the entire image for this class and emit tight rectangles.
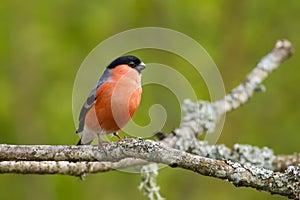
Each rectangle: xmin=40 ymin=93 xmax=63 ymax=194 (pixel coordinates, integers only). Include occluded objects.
xmin=138 ymin=163 xmax=165 ymax=200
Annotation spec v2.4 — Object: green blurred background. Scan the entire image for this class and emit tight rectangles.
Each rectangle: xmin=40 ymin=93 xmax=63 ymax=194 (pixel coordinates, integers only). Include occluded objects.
xmin=1 ymin=0 xmax=299 ymax=199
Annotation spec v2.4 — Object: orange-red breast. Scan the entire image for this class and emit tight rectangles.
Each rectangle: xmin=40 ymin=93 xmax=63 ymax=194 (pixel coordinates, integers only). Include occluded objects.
xmin=76 ymin=55 xmax=146 ymax=145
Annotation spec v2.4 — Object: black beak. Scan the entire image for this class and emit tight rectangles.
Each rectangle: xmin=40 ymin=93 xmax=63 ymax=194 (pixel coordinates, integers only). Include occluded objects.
xmin=135 ymin=62 xmax=146 ymax=73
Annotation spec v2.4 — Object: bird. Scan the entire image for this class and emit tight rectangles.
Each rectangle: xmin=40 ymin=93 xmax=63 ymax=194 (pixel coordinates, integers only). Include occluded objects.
xmin=76 ymin=55 xmax=146 ymax=146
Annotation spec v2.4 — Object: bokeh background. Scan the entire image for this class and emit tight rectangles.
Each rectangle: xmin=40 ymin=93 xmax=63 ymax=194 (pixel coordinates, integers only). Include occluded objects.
xmin=1 ymin=0 xmax=299 ymax=200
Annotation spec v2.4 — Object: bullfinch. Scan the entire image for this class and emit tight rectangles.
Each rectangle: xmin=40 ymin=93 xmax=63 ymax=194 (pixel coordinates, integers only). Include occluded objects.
xmin=76 ymin=55 xmax=146 ymax=146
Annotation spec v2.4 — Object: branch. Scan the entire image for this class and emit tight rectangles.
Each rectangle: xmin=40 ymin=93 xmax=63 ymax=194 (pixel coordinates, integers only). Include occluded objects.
xmin=218 ymin=39 xmax=293 ymax=113
xmin=274 ymin=154 xmax=300 ymax=172
xmin=1 ymin=141 xmax=298 ymax=172
xmin=0 ymin=139 xmax=299 ymax=199
xmin=0 ymin=159 xmax=146 ymax=176
xmin=177 ymin=39 xmax=293 ymax=137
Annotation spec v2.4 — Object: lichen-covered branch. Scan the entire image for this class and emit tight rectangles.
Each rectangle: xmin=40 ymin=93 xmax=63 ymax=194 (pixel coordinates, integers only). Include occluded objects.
xmin=219 ymin=39 xmax=293 ymax=113
xmin=177 ymin=39 xmax=293 ymax=138
xmin=274 ymin=153 xmax=300 ymax=172
xmin=1 ymin=141 xmax=298 ymax=172
xmin=0 ymin=139 xmax=299 ymax=199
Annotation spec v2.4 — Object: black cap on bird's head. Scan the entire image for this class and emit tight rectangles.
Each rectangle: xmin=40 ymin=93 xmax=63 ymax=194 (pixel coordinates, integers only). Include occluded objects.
xmin=107 ymin=55 xmax=146 ymax=73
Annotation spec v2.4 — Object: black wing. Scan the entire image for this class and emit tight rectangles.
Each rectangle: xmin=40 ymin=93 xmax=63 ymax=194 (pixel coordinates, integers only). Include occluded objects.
xmin=76 ymin=68 xmax=111 ymax=133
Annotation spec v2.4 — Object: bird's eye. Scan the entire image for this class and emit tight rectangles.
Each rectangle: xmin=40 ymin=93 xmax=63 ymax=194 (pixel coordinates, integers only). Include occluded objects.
xmin=128 ymin=61 xmax=135 ymax=67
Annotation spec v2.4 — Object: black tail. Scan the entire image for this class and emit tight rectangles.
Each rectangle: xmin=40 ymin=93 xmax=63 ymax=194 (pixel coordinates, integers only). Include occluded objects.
xmin=77 ymin=138 xmax=82 ymax=145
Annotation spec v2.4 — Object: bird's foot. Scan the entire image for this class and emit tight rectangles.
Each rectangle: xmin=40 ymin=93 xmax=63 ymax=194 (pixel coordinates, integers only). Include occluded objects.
xmin=113 ymin=132 xmax=123 ymax=141
xmin=97 ymin=136 xmax=107 ymax=156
